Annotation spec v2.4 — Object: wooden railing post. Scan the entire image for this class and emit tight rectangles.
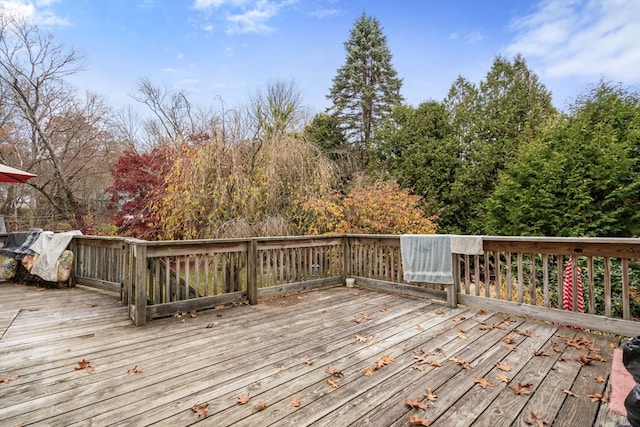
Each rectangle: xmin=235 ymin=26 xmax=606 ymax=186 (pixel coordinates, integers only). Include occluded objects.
xmin=133 ymin=241 xmax=147 ymax=327
xmin=343 ymin=235 xmax=352 ymax=280
xmin=247 ymin=238 xmax=257 ymax=305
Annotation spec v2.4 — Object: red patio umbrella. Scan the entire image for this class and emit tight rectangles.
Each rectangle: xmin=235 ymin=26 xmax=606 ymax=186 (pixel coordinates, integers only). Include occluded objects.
xmin=0 ymin=164 xmax=37 ymax=183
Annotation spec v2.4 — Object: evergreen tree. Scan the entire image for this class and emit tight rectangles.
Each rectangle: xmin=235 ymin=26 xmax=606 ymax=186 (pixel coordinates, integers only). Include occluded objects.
xmin=485 ymin=82 xmax=640 ymax=237
xmin=441 ymin=55 xmax=556 ymax=233
xmin=327 ymin=13 xmax=403 ymax=165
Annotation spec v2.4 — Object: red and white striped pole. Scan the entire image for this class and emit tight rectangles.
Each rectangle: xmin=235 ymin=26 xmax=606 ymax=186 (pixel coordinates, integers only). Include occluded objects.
xmin=561 ymin=255 xmax=584 ymax=330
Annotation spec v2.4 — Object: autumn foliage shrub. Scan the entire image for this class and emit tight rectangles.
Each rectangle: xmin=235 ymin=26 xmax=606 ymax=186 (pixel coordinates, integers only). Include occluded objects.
xmin=298 ymin=179 xmax=436 ymax=235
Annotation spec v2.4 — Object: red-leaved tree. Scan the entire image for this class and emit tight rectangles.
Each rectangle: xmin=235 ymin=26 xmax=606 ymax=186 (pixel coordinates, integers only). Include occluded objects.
xmin=106 ymin=145 xmax=174 ymax=239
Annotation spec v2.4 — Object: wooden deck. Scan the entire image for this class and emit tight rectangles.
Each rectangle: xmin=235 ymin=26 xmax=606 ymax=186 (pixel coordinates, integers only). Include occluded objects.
xmin=0 ymin=282 xmax=631 ymax=426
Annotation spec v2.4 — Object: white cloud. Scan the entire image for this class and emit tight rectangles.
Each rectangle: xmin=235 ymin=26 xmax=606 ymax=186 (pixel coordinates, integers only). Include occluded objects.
xmin=0 ymin=0 xmax=69 ymax=26
xmin=192 ymin=0 xmax=295 ymax=34
xmin=507 ymin=0 xmax=640 ymax=84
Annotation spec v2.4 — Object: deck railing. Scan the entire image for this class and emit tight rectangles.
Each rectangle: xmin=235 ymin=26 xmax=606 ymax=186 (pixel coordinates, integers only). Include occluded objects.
xmin=5 ymin=232 xmax=637 ymax=334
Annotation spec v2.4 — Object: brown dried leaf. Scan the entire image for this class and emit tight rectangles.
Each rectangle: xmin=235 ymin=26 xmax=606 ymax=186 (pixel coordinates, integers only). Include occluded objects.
xmin=305 ymin=360 xmax=314 ymax=366
xmin=412 ymin=364 xmax=425 ymax=371
xmin=326 ymin=366 xmax=344 ymax=378
xmin=477 ymin=309 xmax=487 ymax=315
xmin=434 ymin=309 xmax=444 ymax=315
xmin=609 ymin=343 xmax=618 ymax=349
xmin=0 ymin=374 xmax=20 ymax=384
xmin=127 ymin=366 xmax=143 ymax=375
xmin=449 ymin=357 xmax=472 ymax=369
xmin=474 ymin=377 xmax=494 ymax=389
xmin=525 ymin=411 xmax=549 ymax=426
xmin=452 ymin=316 xmax=466 ymax=322
xmin=532 ymin=350 xmax=551 ymax=357
xmin=408 ymin=414 xmax=431 ymax=426
xmin=498 ymin=374 xmax=511 ymax=383
xmin=424 ymin=388 xmax=438 ymax=401
xmin=204 ymin=322 xmax=216 ymax=328
xmin=416 ymin=325 xmax=425 ymax=331
xmin=190 ymin=312 xmax=197 ymax=318
xmin=375 ymin=355 xmax=395 ymax=369
xmin=255 ymin=401 xmax=268 ymax=411
xmin=430 ymin=361 xmax=442 ymax=367
xmin=458 ymin=333 xmax=468 ymax=340
xmin=364 ymin=368 xmax=374 ymax=376
xmin=355 ymin=335 xmax=368 ymax=343
xmin=506 ymin=344 xmax=518 ymax=352
xmin=405 ymin=397 xmax=428 ymax=410
xmin=236 ymin=393 xmax=251 ymax=405
xmin=502 ymin=335 xmax=516 ymax=344
xmin=511 ymin=382 xmax=533 ymax=395
xmin=74 ymin=359 xmax=92 ymax=370
xmin=380 ymin=308 xmax=388 ymax=313
xmin=191 ymin=403 xmax=208 ymax=417
xmin=594 ymin=375 xmax=606 ymax=383
xmin=327 ymin=378 xmax=340 ymax=388
xmin=291 ymin=397 xmax=300 ymax=407
xmin=551 ymin=341 xmax=561 ymax=353
xmin=496 ymin=362 xmax=511 ymax=372
xmin=588 ymin=392 xmax=609 ymax=403
xmin=562 ymin=389 xmax=578 ymax=397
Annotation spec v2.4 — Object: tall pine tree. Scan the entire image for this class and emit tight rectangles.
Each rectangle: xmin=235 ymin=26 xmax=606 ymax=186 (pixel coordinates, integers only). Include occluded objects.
xmin=327 ymin=13 xmax=403 ymax=165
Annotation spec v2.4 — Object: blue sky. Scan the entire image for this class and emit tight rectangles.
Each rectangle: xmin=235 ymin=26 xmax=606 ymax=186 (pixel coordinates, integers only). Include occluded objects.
xmin=2 ymin=0 xmax=639 ymax=115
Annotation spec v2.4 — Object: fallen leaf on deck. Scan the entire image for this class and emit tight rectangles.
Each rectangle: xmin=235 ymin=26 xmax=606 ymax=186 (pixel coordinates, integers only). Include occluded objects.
xmin=502 ymin=335 xmax=515 ymax=344
xmin=424 ymin=388 xmax=437 ymax=401
xmin=89 ymin=303 xmax=99 ymax=307
xmin=559 ymin=355 xmax=570 ymax=362
xmin=204 ymin=322 xmax=216 ymax=328
xmin=364 ymin=368 xmax=374 ymax=376
xmin=191 ymin=403 xmax=208 ymax=417
xmin=498 ymin=374 xmax=511 ymax=383
xmin=408 ymin=414 xmax=431 ymax=426
xmin=190 ymin=312 xmax=197 ymax=318
xmin=594 ymin=375 xmax=606 ymax=383
xmin=305 ymin=360 xmax=314 ymax=366
xmin=496 ymin=362 xmax=511 ymax=372
xmin=477 ymin=309 xmax=487 ymax=315
xmin=75 ymin=359 xmax=91 ymax=370
xmin=532 ymin=350 xmax=550 ymax=357
xmin=416 ymin=325 xmax=424 ymax=331
xmin=326 ymin=366 xmax=344 ymax=378
xmin=214 ymin=304 xmax=225 ymax=309
xmin=506 ymin=344 xmax=518 ymax=352
xmin=380 ymin=308 xmax=388 ymax=312
xmin=551 ymin=341 xmax=561 ymax=353
xmin=513 ymin=328 xmax=536 ymax=338
xmin=588 ymin=392 xmax=608 ymax=403
xmin=480 ymin=324 xmax=494 ymax=330
xmin=429 ymin=361 xmax=442 ymax=367
xmin=0 ymin=374 xmax=20 ymax=384
xmin=291 ymin=397 xmax=300 ymax=407
xmin=216 ymin=313 xmax=223 ymax=317
xmin=255 ymin=401 xmax=268 ymax=411
xmin=127 ymin=366 xmax=143 ymax=375
xmin=278 ymin=365 xmax=286 ymax=372
xmin=452 ymin=316 xmax=465 ymax=322
xmin=412 ymin=364 xmax=424 ymax=371
xmin=181 ymin=318 xmax=186 ymax=324
xmin=562 ymin=389 xmax=577 ymax=397
xmin=236 ymin=393 xmax=251 ymax=405
xmin=434 ymin=309 xmax=444 ymax=315
xmin=458 ymin=333 xmax=468 ymax=340
xmin=405 ymin=397 xmax=428 ymax=410
xmin=511 ymin=382 xmax=533 ymax=395
xmin=375 ymin=355 xmax=395 ymax=369
xmin=563 ymin=336 xmax=597 ymax=352
xmin=355 ymin=335 xmax=368 ymax=343
xmin=474 ymin=377 xmax=494 ymax=388
xmin=525 ymin=411 xmax=548 ymax=426
xmin=449 ymin=357 xmax=472 ymax=369
xmin=327 ymin=378 xmax=340 ymax=388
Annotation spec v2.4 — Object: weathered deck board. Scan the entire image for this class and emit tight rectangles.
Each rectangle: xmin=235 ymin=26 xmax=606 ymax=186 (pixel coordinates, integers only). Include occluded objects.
xmin=0 ymin=282 xmax=632 ymax=426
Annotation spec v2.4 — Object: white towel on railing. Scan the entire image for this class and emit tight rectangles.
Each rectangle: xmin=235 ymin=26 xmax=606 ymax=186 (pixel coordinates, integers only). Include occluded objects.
xmin=30 ymin=230 xmax=82 ymax=282
xmin=450 ymin=235 xmax=484 ymax=255
xmin=400 ymin=234 xmax=453 ymax=284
